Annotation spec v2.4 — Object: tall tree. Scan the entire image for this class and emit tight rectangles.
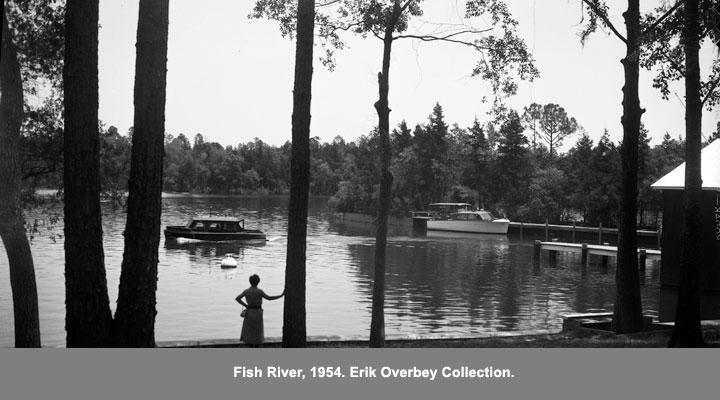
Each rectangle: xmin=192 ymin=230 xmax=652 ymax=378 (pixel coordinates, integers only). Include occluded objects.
xmin=493 ymin=110 xmax=530 ymax=216
xmin=641 ymin=0 xmax=720 ymax=346
xmin=283 ymin=0 xmax=315 ymax=348
xmin=111 ymin=0 xmax=170 ymax=347
xmin=581 ymin=0 xmax=645 ymax=333
xmin=566 ymin=133 xmax=595 ymax=222
xmin=0 ymin=5 xmax=41 ymax=348
xmin=669 ymin=0 xmax=704 ymax=347
xmin=521 ymin=102 xmax=542 ymax=149
xmin=63 ymin=0 xmax=114 ymax=347
xmin=535 ymin=103 xmax=578 ymax=158
xmin=414 ymin=103 xmax=450 ymax=206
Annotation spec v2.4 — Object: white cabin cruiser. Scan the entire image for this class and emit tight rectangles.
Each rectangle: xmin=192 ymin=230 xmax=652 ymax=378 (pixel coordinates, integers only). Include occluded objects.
xmin=417 ymin=203 xmax=510 ymax=234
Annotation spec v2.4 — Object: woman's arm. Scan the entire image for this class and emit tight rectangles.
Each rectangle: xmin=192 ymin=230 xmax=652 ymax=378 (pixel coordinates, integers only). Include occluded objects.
xmin=235 ymin=291 xmax=248 ymax=307
xmin=262 ymin=289 xmax=284 ymax=301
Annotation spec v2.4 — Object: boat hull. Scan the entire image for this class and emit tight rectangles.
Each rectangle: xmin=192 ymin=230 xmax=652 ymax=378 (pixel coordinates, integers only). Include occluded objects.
xmin=164 ymin=226 xmax=266 ymax=241
xmin=426 ymin=219 xmax=509 ymax=234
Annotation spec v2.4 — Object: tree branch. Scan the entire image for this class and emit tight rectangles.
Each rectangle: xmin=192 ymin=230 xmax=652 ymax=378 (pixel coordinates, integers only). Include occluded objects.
xmin=392 ymin=33 xmax=491 ymax=50
xmin=702 ymin=75 xmax=720 ymax=107
xmin=393 ymin=29 xmax=493 ymax=47
xmin=317 ymin=1 xmax=341 ymax=7
xmin=582 ymin=0 xmax=627 ymax=43
xmin=318 ymin=20 xmax=363 ymax=34
xmin=643 ymin=1 xmax=682 ymax=35
xmin=660 ymin=49 xmax=686 ymax=77
xmin=399 ymin=0 xmax=415 ymax=13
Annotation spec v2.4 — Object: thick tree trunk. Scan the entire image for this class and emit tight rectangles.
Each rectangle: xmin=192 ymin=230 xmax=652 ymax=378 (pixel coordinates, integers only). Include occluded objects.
xmin=0 ymin=8 xmax=41 ymax=348
xmin=670 ymin=0 xmax=704 ymax=347
xmin=282 ymin=0 xmax=314 ymax=348
xmin=369 ymin=1 xmax=401 ymax=348
xmin=63 ymin=0 xmax=113 ymax=347
xmin=613 ymin=0 xmax=645 ymax=334
xmin=112 ymin=0 xmax=169 ymax=347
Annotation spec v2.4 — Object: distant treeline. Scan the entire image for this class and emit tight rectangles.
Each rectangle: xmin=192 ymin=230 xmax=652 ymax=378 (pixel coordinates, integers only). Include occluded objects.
xmin=28 ymin=102 xmax=713 ymax=228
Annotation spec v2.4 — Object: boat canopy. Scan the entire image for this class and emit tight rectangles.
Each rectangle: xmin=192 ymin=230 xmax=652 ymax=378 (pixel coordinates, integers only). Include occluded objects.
xmin=190 ymin=216 xmax=242 ymax=222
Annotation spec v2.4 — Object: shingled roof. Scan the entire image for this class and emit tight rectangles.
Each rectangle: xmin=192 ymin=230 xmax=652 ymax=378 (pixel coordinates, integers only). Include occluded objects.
xmin=651 ymin=139 xmax=720 ymax=192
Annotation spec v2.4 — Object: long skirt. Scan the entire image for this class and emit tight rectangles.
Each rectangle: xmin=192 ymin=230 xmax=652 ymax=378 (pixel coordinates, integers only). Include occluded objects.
xmin=241 ymin=308 xmax=264 ymax=345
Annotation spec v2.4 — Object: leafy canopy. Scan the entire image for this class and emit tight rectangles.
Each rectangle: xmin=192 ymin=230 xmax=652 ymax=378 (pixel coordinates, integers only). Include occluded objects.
xmin=251 ymin=0 xmax=538 ymax=96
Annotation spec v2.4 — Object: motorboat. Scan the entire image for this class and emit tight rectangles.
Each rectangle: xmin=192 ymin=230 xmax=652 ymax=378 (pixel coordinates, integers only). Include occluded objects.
xmin=414 ymin=203 xmax=510 ymax=234
xmin=164 ymin=216 xmax=266 ymax=241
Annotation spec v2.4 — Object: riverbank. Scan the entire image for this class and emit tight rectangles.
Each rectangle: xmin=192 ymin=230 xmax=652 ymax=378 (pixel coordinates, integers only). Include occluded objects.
xmin=158 ymin=328 xmax=720 ymax=348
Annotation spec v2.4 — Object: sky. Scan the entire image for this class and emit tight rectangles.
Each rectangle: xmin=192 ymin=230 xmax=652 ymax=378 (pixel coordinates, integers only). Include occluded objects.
xmin=97 ymin=0 xmax=720 ymax=148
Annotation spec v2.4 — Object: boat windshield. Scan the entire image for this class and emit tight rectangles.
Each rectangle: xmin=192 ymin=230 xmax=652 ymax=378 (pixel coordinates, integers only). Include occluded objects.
xmin=478 ymin=211 xmax=495 ymax=221
xmin=428 ymin=203 xmax=473 ymax=219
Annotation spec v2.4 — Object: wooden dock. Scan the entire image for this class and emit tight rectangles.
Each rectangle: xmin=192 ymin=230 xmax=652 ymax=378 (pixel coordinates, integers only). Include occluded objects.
xmin=534 ymin=240 xmax=661 ymax=269
xmin=509 ymin=221 xmax=660 ymax=246
xmin=538 ymin=241 xmax=661 ymax=258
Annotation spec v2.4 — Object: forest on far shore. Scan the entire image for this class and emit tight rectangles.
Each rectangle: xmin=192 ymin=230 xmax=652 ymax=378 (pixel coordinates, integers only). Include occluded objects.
xmin=24 ymin=102 xmax=715 ymax=229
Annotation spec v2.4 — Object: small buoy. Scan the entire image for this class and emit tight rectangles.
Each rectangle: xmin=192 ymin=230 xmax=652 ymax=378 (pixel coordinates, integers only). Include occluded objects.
xmin=220 ymin=254 xmax=238 ymax=268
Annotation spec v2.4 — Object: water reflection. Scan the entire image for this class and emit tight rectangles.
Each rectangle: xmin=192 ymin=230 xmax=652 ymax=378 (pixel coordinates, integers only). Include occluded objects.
xmin=0 ymin=196 xmax=661 ymax=347
xmin=164 ymin=239 xmax=266 ymax=257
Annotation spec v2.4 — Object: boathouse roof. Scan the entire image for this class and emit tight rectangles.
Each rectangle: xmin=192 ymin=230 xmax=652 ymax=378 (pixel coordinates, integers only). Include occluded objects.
xmin=651 ymin=139 xmax=720 ymax=192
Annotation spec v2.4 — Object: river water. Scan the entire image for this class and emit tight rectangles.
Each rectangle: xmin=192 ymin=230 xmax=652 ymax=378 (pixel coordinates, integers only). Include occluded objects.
xmin=0 ymin=196 xmax=661 ymax=347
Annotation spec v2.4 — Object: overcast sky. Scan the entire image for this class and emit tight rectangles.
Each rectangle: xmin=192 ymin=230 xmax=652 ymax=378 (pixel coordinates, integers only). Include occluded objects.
xmin=97 ymin=0 xmax=719 ymax=148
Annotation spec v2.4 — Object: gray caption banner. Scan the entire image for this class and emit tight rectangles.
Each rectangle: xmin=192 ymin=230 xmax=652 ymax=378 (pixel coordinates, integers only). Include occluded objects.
xmin=1 ymin=349 xmax=718 ymax=400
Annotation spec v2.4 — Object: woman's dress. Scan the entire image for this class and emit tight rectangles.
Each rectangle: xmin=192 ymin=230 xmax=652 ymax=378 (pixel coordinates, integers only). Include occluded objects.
xmin=239 ymin=287 xmax=266 ymax=344
xmin=240 ymin=307 xmax=264 ymax=344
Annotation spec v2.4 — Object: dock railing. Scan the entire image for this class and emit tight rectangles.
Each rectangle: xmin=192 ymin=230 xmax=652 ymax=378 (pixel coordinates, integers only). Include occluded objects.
xmin=510 ymin=220 xmax=660 ymax=247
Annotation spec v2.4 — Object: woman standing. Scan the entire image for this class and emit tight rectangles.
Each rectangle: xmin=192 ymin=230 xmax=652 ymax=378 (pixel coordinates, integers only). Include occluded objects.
xmin=235 ymin=274 xmax=284 ymax=346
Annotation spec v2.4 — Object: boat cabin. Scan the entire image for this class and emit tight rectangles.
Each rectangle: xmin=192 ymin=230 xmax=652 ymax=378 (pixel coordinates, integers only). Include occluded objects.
xmin=450 ymin=210 xmax=496 ymax=221
xmin=426 ymin=203 xmax=474 ymax=219
xmin=164 ymin=215 xmax=266 ymax=241
xmin=187 ymin=217 xmax=246 ymax=232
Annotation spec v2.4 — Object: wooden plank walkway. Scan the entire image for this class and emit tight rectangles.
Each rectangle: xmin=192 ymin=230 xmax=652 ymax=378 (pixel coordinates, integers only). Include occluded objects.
xmin=509 ymin=221 xmax=659 ymax=237
xmin=539 ymin=241 xmax=661 ymax=258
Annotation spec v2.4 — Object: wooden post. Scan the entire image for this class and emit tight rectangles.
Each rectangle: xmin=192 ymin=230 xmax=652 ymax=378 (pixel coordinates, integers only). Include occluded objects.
xmin=638 ymin=249 xmax=647 ymax=285
xmin=572 ymin=221 xmax=576 ymax=243
xmin=519 ymin=222 xmax=524 ymax=241
xmin=598 ymin=222 xmax=603 ymax=244
xmin=534 ymin=240 xmax=542 ymax=261
xmin=581 ymin=243 xmax=588 ymax=266
xmin=657 ymin=226 xmax=661 ymax=249
xmin=549 ymin=249 xmax=557 ymax=265
xmin=545 ymin=219 xmax=549 ymax=242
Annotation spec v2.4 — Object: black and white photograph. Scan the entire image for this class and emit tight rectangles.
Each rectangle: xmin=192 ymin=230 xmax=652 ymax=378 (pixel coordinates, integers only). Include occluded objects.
xmin=1 ymin=0 xmax=720 ymax=398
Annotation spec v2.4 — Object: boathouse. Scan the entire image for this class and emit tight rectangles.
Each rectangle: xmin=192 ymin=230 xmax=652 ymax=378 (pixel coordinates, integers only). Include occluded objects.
xmin=651 ymin=139 xmax=720 ymax=321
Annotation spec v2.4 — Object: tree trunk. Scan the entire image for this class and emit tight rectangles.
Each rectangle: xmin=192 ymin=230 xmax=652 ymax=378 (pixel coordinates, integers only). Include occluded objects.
xmin=369 ymin=1 xmax=401 ymax=348
xmin=0 ymin=8 xmax=41 ymax=348
xmin=63 ymin=0 xmax=113 ymax=347
xmin=670 ymin=0 xmax=704 ymax=347
xmin=282 ymin=0 xmax=314 ymax=348
xmin=612 ymin=0 xmax=645 ymax=334
xmin=112 ymin=0 xmax=169 ymax=347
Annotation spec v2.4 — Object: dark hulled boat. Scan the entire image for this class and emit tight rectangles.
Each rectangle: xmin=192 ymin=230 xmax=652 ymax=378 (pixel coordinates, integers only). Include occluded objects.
xmin=164 ymin=216 xmax=266 ymax=241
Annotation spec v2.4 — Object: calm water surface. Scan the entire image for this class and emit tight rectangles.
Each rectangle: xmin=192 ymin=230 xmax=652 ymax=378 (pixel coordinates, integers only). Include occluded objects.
xmin=0 ymin=196 xmax=660 ymax=347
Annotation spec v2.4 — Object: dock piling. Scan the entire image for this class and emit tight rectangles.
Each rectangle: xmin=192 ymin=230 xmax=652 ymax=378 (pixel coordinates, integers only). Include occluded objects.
xmin=581 ymin=243 xmax=588 ymax=266
xmin=544 ymin=219 xmax=549 ymax=242
xmin=598 ymin=223 xmax=603 ymax=244
xmin=534 ymin=240 xmax=541 ymax=261
xmin=638 ymin=249 xmax=647 ymax=285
